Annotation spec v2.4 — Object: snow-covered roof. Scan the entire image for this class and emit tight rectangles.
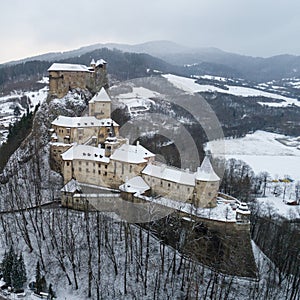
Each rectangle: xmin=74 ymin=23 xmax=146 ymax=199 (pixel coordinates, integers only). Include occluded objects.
xmin=110 ymin=142 xmax=154 ymax=164
xmin=61 ymin=178 xmax=82 ymax=193
xmin=48 ymin=63 xmax=91 ymax=72
xmin=195 ymin=156 xmax=220 ymax=182
xmin=89 ymin=88 xmax=111 ymax=103
xmin=52 ymin=116 xmax=118 ymax=128
xmin=236 ymin=203 xmax=251 ymax=215
xmin=119 ymin=176 xmax=150 ymax=194
xmin=61 ymin=144 xmax=109 ymax=163
xmin=142 ymin=163 xmax=195 ymax=186
xmin=96 ymin=59 xmax=107 ymax=66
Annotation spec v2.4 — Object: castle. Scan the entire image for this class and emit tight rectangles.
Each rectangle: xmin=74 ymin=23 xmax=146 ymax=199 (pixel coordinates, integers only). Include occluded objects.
xmin=48 ymin=59 xmax=108 ymax=98
xmin=49 ymin=60 xmax=250 ymax=224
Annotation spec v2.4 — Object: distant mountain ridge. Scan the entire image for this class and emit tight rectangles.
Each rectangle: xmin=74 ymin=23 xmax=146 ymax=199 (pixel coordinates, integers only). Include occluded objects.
xmin=1 ymin=40 xmax=300 ymax=83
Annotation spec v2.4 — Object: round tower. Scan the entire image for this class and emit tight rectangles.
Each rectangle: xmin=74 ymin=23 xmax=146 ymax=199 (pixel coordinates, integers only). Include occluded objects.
xmin=194 ymin=156 xmax=220 ymax=208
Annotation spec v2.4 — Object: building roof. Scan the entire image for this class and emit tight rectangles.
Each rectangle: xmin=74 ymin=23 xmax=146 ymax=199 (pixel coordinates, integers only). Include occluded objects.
xmin=110 ymin=142 xmax=154 ymax=164
xmin=96 ymin=59 xmax=107 ymax=66
xmin=89 ymin=88 xmax=111 ymax=103
xmin=61 ymin=178 xmax=82 ymax=193
xmin=119 ymin=176 xmax=150 ymax=195
xmin=142 ymin=163 xmax=195 ymax=186
xmin=48 ymin=63 xmax=91 ymax=72
xmin=52 ymin=116 xmax=118 ymax=128
xmin=195 ymin=156 xmax=220 ymax=182
xmin=236 ymin=203 xmax=251 ymax=215
xmin=61 ymin=144 xmax=109 ymax=163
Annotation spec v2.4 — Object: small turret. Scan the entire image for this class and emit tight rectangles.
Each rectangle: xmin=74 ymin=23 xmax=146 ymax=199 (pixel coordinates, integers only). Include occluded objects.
xmin=236 ymin=202 xmax=251 ymax=224
xmin=104 ymin=131 xmax=119 ymax=157
xmin=90 ymin=59 xmax=96 ymax=69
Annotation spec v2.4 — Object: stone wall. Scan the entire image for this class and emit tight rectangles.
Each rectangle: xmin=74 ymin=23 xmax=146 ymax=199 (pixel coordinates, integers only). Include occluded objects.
xmin=142 ymin=174 xmax=194 ymax=202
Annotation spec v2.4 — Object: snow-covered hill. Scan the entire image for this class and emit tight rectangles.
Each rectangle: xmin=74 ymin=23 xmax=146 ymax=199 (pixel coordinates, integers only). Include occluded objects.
xmin=163 ymin=74 xmax=300 ymax=108
xmin=0 ymin=77 xmax=49 ymax=145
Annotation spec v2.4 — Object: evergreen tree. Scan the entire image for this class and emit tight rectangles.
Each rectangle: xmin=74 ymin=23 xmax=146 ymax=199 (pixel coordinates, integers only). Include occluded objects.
xmin=35 ymin=261 xmax=42 ymax=294
xmin=18 ymin=253 xmax=27 ymax=287
xmin=48 ymin=283 xmax=56 ymax=299
xmin=40 ymin=276 xmax=47 ymax=293
xmin=2 ymin=246 xmax=16 ymax=286
xmin=11 ymin=254 xmax=22 ymax=289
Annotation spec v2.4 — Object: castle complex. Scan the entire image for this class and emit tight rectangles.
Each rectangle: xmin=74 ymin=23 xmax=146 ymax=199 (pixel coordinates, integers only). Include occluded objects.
xmin=48 ymin=60 xmax=250 ymax=224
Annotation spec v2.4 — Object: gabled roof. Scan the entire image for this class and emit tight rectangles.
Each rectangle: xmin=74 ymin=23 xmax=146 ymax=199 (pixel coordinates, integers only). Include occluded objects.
xmin=89 ymin=88 xmax=111 ymax=103
xmin=195 ymin=156 xmax=220 ymax=182
xmin=142 ymin=163 xmax=195 ymax=186
xmin=48 ymin=63 xmax=91 ymax=72
xmin=52 ymin=116 xmax=118 ymax=128
xmin=61 ymin=144 xmax=109 ymax=163
xmin=119 ymin=176 xmax=150 ymax=194
xmin=61 ymin=178 xmax=82 ymax=193
xmin=110 ymin=143 xmax=154 ymax=164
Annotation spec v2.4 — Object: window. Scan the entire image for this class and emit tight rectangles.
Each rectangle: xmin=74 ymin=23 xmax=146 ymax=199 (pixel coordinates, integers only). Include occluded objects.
xmin=86 ymin=168 xmax=89 ymax=173
xmin=79 ymin=167 xmax=82 ymax=172
xmin=105 ymin=165 xmax=108 ymax=169
xmin=86 ymin=162 xmax=89 ymax=166
xmin=104 ymin=171 xmax=107 ymax=176
xmin=129 ymin=165 xmax=132 ymax=173
xmin=98 ymin=170 xmax=101 ymax=175
xmin=168 ymin=183 xmax=171 ymax=188
xmin=66 ymin=162 xmax=70 ymax=167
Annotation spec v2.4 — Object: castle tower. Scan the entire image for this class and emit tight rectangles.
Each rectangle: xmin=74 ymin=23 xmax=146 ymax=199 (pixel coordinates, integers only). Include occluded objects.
xmin=90 ymin=59 xmax=96 ymax=70
xmin=104 ymin=122 xmax=121 ymax=157
xmin=89 ymin=87 xmax=111 ymax=119
xmin=194 ymin=156 xmax=220 ymax=208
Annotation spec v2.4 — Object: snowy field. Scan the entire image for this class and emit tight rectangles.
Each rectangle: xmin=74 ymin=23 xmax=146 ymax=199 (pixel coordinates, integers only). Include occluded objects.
xmin=206 ymin=130 xmax=300 ymax=180
xmin=163 ymin=74 xmax=300 ymax=107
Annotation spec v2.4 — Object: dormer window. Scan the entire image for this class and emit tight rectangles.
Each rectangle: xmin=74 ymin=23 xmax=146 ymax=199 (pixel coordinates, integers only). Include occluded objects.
xmin=83 ymin=153 xmax=86 ymax=156
xmin=91 ymin=122 xmax=94 ymax=125
xmin=87 ymin=153 xmax=91 ymax=156
xmin=84 ymin=123 xmax=87 ymax=125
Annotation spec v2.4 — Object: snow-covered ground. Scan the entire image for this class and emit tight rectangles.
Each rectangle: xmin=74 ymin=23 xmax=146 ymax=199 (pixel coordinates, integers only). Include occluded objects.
xmin=256 ymin=194 xmax=300 ymax=220
xmin=163 ymin=74 xmax=300 ymax=107
xmin=206 ymin=130 xmax=300 ymax=220
xmin=116 ymin=87 xmax=159 ymax=117
xmin=206 ymin=130 xmax=300 ymax=180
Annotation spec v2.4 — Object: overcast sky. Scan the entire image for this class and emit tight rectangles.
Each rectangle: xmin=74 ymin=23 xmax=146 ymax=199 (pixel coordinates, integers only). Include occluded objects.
xmin=1 ymin=0 xmax=300 ymax=63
